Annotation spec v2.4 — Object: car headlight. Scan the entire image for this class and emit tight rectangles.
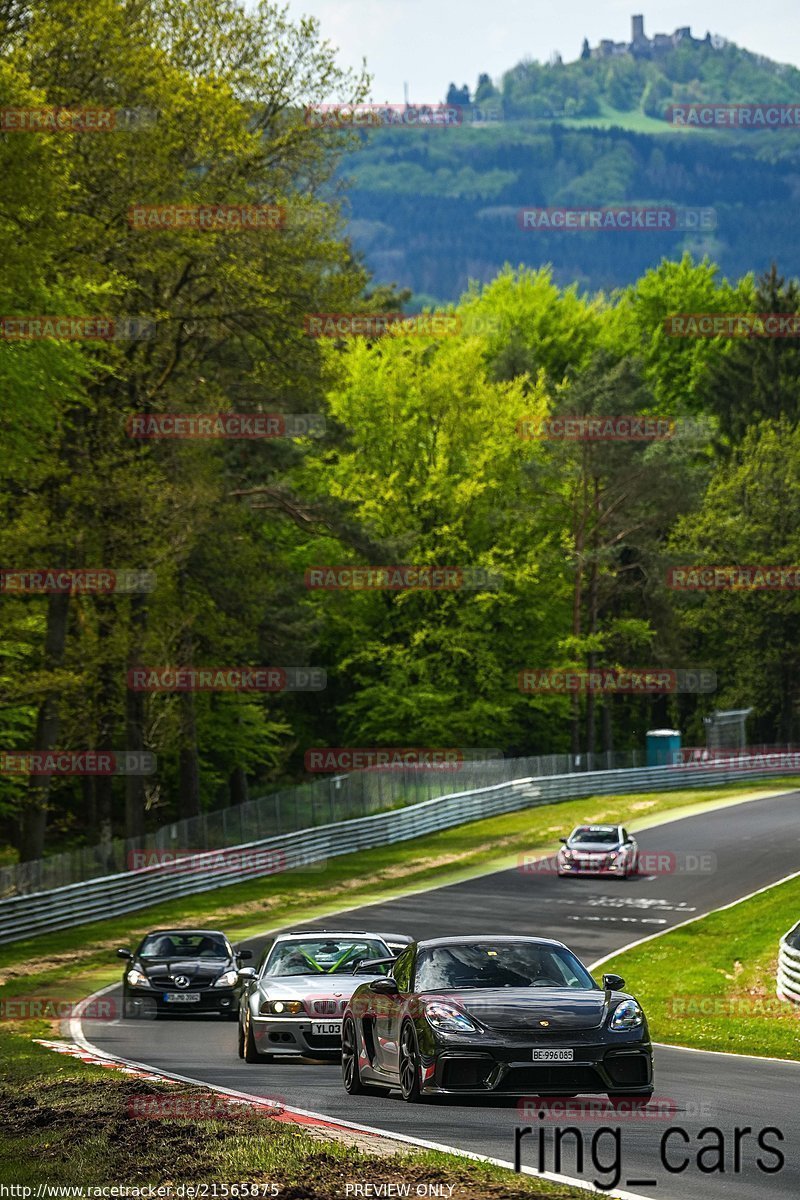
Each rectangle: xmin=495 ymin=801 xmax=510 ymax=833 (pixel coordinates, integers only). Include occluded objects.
xmin=609 ymin=1000 xmax=644 ymax=1030
xmin=259 ymin=999 xmax=305 ymax=1015
xmin=561 ymin=849 xmax=573 ymax=861
xmin=606 ymin=851 xmax=618 ymax=863
xmin=126 ymin=969 xmax=150 ymax=988
xmin=213 ymin=970 xmax=239 ymax=988
xmin=424 ymin=1002 xmax=481 ymax=1033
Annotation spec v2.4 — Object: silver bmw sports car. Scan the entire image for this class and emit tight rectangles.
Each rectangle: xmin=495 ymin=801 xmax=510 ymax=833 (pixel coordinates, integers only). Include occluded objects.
xmin=238 ymin=929 xmax=403 ymax=1062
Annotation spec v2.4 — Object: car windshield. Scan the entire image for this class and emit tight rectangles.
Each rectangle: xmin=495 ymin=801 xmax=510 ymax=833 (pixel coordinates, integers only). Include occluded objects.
xmin=570 ymin=827 xmax=620 ymax=844
xmin=414 ymin=942 xmax=597 ymax=991
xmin=138 ymin=933 xmax=229 ymax=959
xmin=263 ymin=937 xmax=390 ymax=976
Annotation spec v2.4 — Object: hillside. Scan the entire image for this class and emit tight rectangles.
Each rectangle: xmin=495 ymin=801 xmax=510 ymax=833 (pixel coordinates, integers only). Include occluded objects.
xmin=338 ymin=31 xmax=800 ymax=301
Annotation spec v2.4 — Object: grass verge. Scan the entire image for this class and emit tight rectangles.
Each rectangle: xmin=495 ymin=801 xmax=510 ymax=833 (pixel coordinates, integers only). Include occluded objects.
xmin=598 ymin=871 xmax=800 ymax=1060
xmin=0 ymin=1026 xmax=588 ymax=1197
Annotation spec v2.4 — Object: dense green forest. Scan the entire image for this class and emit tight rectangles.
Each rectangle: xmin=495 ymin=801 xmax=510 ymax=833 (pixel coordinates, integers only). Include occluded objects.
xmin=1 ymin=0 xmax=800 ymax=865
xmin=342 ymin=36 xmax=800 ymax=298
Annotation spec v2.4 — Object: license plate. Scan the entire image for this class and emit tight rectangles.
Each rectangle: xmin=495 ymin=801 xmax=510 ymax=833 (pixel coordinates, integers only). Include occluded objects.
xmin=312 ymin=1020 xmax=341 ymax=1036
xmin=532 ymin=1048 xmax=574 ymax=1061
xmin=164 ymin=992 xmax=201 ymax=1003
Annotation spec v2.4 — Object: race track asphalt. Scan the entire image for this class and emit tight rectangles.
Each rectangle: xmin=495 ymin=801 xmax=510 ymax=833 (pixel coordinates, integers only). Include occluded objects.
xmin=81 ymin=789 xmax=800 ymax=1200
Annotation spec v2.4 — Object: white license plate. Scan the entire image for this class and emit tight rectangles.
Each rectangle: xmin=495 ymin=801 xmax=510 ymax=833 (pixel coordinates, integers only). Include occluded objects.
xmin=312 ymin=1020 xmax=341 ymax=1036
xmin=532 ymin=1048 xmax=574 ymax=1061
xmin=164 ymin=992 xmax=201 ymax=1003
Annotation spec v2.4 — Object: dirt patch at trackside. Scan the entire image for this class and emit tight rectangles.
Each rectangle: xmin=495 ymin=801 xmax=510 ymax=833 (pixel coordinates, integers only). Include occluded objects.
xmin=0 ymin=1068 xmax=585 ymax=1199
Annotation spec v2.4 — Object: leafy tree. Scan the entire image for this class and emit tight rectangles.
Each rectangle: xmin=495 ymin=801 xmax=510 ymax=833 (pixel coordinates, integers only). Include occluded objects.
xmin=474 ymin=73 xmax=497 ymax=102
xmin=446 ymin=82 xmax=470 ymax=106
xmin=699 ymin=264 xmax=800 ymax=444
xmin=297 ymin=319 xmax=566 ymax=751
xmin=525 ymin=352 xmax=712 ymax=753
xmin=1 ymin=0 xmax=369 ymax=858
xmin=669 ymin=421 xmax=800 ymax=740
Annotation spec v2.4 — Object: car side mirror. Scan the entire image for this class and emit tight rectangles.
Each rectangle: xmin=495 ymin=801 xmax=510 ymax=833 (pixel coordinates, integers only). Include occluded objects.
xmin=559 ymin=837 xmax=568 ymax=844
xmin=603 ymin=973 xmax=625 ymax=991
xmin=116 ymin=948 xmax=133 ymax=960
xmin=368 ymin=977 xmax=399 ymax=995
xmin=237 ymin=949 xmax=253 ymax=960
xmin=238 ymin=967 xmax=257 ymax=981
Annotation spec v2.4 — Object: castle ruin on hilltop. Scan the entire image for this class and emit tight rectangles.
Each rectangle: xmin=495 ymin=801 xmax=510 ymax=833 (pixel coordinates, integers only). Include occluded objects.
xmin=590 ymin=15 xmax=723 ymax=60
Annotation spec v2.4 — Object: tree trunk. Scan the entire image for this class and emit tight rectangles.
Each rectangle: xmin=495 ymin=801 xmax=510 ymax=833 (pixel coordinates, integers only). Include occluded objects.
xmin=570 ymin=488 xmax=586 ymax=758
xmin=179 ymin=695 xmax=201 ymax=820
xmin=125 ymin=592 xmax=148 ymax=841
xmin=229 ymin=765 xmax=249 ymax=806
xmin=177 ymin=572 xmax=201 ymax=821
xmin=18 ymin=591 xmax=71 ymax=862
xmin=585 ymin=478 xmax=601 ymax=760
xmin=602 ymin=696 xmax=614 ymax=757
xmin=94 ymin=596 xmax=119 ymax=871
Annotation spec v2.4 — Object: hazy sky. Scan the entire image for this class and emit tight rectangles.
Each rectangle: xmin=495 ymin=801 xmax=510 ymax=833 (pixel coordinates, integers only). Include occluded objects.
xmin=280 ymin=1 xmax=799 ymax=103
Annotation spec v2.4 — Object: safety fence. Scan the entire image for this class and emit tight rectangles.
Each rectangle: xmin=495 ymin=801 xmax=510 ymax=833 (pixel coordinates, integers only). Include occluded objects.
xmin=1 ymin=749 xmax=644 ymax=897
xmin=1 ymin=754 xmax=798 ymax=944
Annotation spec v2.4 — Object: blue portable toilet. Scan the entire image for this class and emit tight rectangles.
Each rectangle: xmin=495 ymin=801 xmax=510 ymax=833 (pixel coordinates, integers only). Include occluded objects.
xmin=646 ymin=729 xmax=682 ymax=767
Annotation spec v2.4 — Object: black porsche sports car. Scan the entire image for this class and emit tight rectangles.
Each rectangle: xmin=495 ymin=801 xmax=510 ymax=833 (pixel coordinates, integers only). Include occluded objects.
xmin=117 ymin=928 xmax=252 ymax=1018
xmin=341 ymin=935 xmax=653 ymax=1102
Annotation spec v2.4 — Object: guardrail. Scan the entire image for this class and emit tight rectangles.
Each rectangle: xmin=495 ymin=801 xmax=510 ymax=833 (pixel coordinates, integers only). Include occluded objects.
xmin=777 ymin=921 xmax=800 ymax=1004
xmin=0 ymin=756 xmax=798 ymax=945
xmin=1 ymin=749 xmax=645 ymax=897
